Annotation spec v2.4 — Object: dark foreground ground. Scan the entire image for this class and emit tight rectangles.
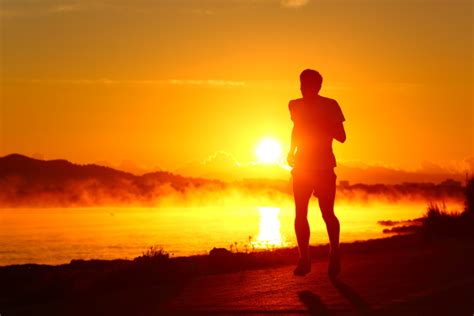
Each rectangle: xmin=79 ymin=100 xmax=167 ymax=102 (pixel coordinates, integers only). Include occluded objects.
xmin=1 ymin=234 xmax=473 ymax=315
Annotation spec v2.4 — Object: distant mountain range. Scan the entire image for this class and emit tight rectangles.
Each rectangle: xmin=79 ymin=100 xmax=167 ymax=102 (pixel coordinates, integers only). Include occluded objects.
xmin=0 ymin=154 xmax=227 ymax=207
xmin=175 ymin=151 xmax=471 ymax=185
xmin=0 ymin=154 xmax=466 ymax=207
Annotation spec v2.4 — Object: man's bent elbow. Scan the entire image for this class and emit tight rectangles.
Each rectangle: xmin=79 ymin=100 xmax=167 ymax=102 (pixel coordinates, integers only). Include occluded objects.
xmin=335 ymin=133 xmax=346 ymax=143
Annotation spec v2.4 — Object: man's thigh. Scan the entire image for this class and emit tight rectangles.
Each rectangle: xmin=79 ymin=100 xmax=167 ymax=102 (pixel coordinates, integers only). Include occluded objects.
xmin=313 ymin=169 xmax=337 ymax=215
xmin=292 ymin=171 xmax=314 ymax=216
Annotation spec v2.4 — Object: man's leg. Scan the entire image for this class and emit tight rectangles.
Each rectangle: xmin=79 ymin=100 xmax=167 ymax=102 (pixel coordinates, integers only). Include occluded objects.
xmin=292 ymin=173 xmax=313 ymax=276
xmin=319 ymin=191 xmax=339 ymax=254
xmin=318 ymin=172 xmax=341 ymax=277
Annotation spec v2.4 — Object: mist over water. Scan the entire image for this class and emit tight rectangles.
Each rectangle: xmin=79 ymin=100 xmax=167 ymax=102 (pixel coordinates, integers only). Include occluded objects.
xmin=0 ymin=196 xmax=464 ymax=266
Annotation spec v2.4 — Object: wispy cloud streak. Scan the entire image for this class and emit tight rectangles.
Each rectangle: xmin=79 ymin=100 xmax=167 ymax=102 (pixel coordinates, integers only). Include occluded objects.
xmin=280 ymin=0 xmax=310 ymax=8
xmin=1 ymin=0 xmax=311 ymax=18
xmin=168 ymin=79 xmax=245 ymax=87
xmin=5 ymin=78 xmax=246 ymax=87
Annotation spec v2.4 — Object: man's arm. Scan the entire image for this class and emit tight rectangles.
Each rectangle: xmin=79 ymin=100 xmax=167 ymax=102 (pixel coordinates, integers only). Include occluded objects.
xmin=287 ymin=100 xmax=298 ymax=167
xmin=334 ymin=122 xmax=346 ymax=143
xmin=287 ymin=124 xmax=297 ymax=167
xmin=332 ymin=100 xmax=346 ymax=143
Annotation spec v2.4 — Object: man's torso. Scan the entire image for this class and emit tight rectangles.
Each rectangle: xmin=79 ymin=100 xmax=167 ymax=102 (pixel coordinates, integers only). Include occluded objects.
xmin=289 ymin=95 xmax=344 ymax=171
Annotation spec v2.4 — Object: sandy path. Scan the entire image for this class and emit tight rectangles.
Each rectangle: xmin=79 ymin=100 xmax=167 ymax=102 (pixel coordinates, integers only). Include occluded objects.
xmin=166 ymin=241 xmax=474 ymax=314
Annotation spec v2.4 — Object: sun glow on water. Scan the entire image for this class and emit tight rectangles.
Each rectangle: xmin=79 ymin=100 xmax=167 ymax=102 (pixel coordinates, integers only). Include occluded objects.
xmin=252 ymin=206 xmax=290 ymax=249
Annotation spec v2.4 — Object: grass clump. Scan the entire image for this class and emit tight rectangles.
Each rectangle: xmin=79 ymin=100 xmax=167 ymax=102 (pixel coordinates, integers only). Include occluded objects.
xmin=423 ymin=177 xmax=474 ymax=239
xmin=134 ymin=245 xmax=170 ymax=264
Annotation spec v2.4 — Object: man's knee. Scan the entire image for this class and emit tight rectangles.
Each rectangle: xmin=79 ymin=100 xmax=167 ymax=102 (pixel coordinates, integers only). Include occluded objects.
xmin=295 ymin=213 xmax=308 ymax=225
xmin=321 ymin=210 xmax=338 ymax=223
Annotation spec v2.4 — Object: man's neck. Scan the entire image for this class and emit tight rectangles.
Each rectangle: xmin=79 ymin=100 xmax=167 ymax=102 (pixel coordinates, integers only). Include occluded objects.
xmin=303 ymin=94 xmax=319 ymax=104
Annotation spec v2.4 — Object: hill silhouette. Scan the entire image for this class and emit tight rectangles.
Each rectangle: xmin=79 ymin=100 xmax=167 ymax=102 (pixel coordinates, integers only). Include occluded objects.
xmin=0 ymin=154 xmax=223 ymax=207
xmin=1 ymin=153 xmax=135 ymax=183
xmin=0 ymin=154 xmax=466 ymax=207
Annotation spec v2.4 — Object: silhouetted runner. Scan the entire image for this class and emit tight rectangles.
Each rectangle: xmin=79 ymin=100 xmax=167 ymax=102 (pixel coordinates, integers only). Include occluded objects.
xmin=287 ymin=69 xmax=346 ymax=278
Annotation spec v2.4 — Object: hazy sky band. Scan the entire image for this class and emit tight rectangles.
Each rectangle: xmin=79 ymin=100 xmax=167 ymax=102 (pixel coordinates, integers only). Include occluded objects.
xmin=1 ymin=0 xmax=472 ymax=175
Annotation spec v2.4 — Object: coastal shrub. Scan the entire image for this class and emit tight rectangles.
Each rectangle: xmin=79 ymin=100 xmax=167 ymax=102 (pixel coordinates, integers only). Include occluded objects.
xmin=142 ymin=245 xmax=169 ymax=258
xmin=423 ymin=177 xmax=474 ymax=239
xmin=134 ymin=245 xmax=170 ymax=264
xmin=464 ymin=177 xmax=473 ymax=214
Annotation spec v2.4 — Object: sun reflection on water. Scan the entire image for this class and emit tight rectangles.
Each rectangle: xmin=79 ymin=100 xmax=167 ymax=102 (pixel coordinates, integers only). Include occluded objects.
xmin=251 ymin=206 xmax=291 ymax=249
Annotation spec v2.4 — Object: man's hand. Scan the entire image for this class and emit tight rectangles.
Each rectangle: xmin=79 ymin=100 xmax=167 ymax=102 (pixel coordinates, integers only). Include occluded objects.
xmin=287 ymin=151 xmax=295 ymax=167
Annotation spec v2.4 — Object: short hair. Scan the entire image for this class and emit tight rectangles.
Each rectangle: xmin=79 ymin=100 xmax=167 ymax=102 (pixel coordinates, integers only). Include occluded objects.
xmin=300 ymin=69 xmax=323 ymax=87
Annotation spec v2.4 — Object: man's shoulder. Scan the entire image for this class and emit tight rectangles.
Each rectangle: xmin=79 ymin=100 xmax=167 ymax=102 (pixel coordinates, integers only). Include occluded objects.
xmin=289 ymin=98 xmax=304 ymax=106
xmin=319 ymin=95 xmax=345 ymax=122
xmin=288 ymin=98 xmax=304 ymax=113
xmin=318 ymin=95 xmax=339 ymax=107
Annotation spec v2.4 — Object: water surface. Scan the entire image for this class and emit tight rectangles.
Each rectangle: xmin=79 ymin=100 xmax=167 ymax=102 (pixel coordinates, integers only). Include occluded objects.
xmin=0 ymin=200 xmax=462 ymax=265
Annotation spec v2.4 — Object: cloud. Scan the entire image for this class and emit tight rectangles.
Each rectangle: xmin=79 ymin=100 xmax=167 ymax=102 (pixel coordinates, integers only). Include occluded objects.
xmin=0 ymin=0 xmax=96 ymax=18
xmin=49 ymin=2 xmax=85 ymax=13
xmin=280 ymin=0 xmax=310 ymax=8
xmin=6 ymin=78 xmax=246 ymax=87
xmin=0 ymin=0 xmax=312 ymax=19
xmin=168 ymin=79 xmax=245 ymax=87
xmin=175 ymin=151 xmax=291 ymax=181
xmin=174 ymin=152 xmax=472 ymax=184
xmin=0 ymin=0 xmax=161 ymax=18
xmin=175 ymin=151 xmax=241 ymax=180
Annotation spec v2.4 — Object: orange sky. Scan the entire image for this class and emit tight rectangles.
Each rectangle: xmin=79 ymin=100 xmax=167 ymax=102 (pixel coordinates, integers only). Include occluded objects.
xmin=1 ymin=0 xmax=472 ymax=179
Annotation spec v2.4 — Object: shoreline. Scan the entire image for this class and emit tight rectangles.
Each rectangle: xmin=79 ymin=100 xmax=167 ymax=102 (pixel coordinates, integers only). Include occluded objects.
xmin=2 ymin=232 xmax=473 ymax=315
xmin=1 ymin=233 xmax=419 ymax=270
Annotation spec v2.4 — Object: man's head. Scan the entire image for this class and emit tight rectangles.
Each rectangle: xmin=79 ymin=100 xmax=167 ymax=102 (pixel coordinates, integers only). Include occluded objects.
xmin=300 ymin=69 xmax=322 ymax=99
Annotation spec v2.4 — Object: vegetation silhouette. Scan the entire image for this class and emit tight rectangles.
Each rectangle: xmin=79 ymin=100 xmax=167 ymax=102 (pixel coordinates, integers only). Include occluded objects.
xmin=375 ymin=177 xmax=474 ymax=238
xmin=422 ymin=177 xmax=474 ymax=239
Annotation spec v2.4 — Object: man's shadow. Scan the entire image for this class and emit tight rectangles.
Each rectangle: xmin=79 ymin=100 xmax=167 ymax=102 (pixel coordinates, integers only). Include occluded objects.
xmin=298 ymin=290 xmax=330 ymax=316
xmin=330 ymin=277 xmax=373 ymax=314
xmin=298 ymin=278 xmax=373 ymax=315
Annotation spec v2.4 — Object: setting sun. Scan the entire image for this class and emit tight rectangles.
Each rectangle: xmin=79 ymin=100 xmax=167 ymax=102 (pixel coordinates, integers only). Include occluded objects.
xmin=256 ymin=139 xmax=282 ymax=164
